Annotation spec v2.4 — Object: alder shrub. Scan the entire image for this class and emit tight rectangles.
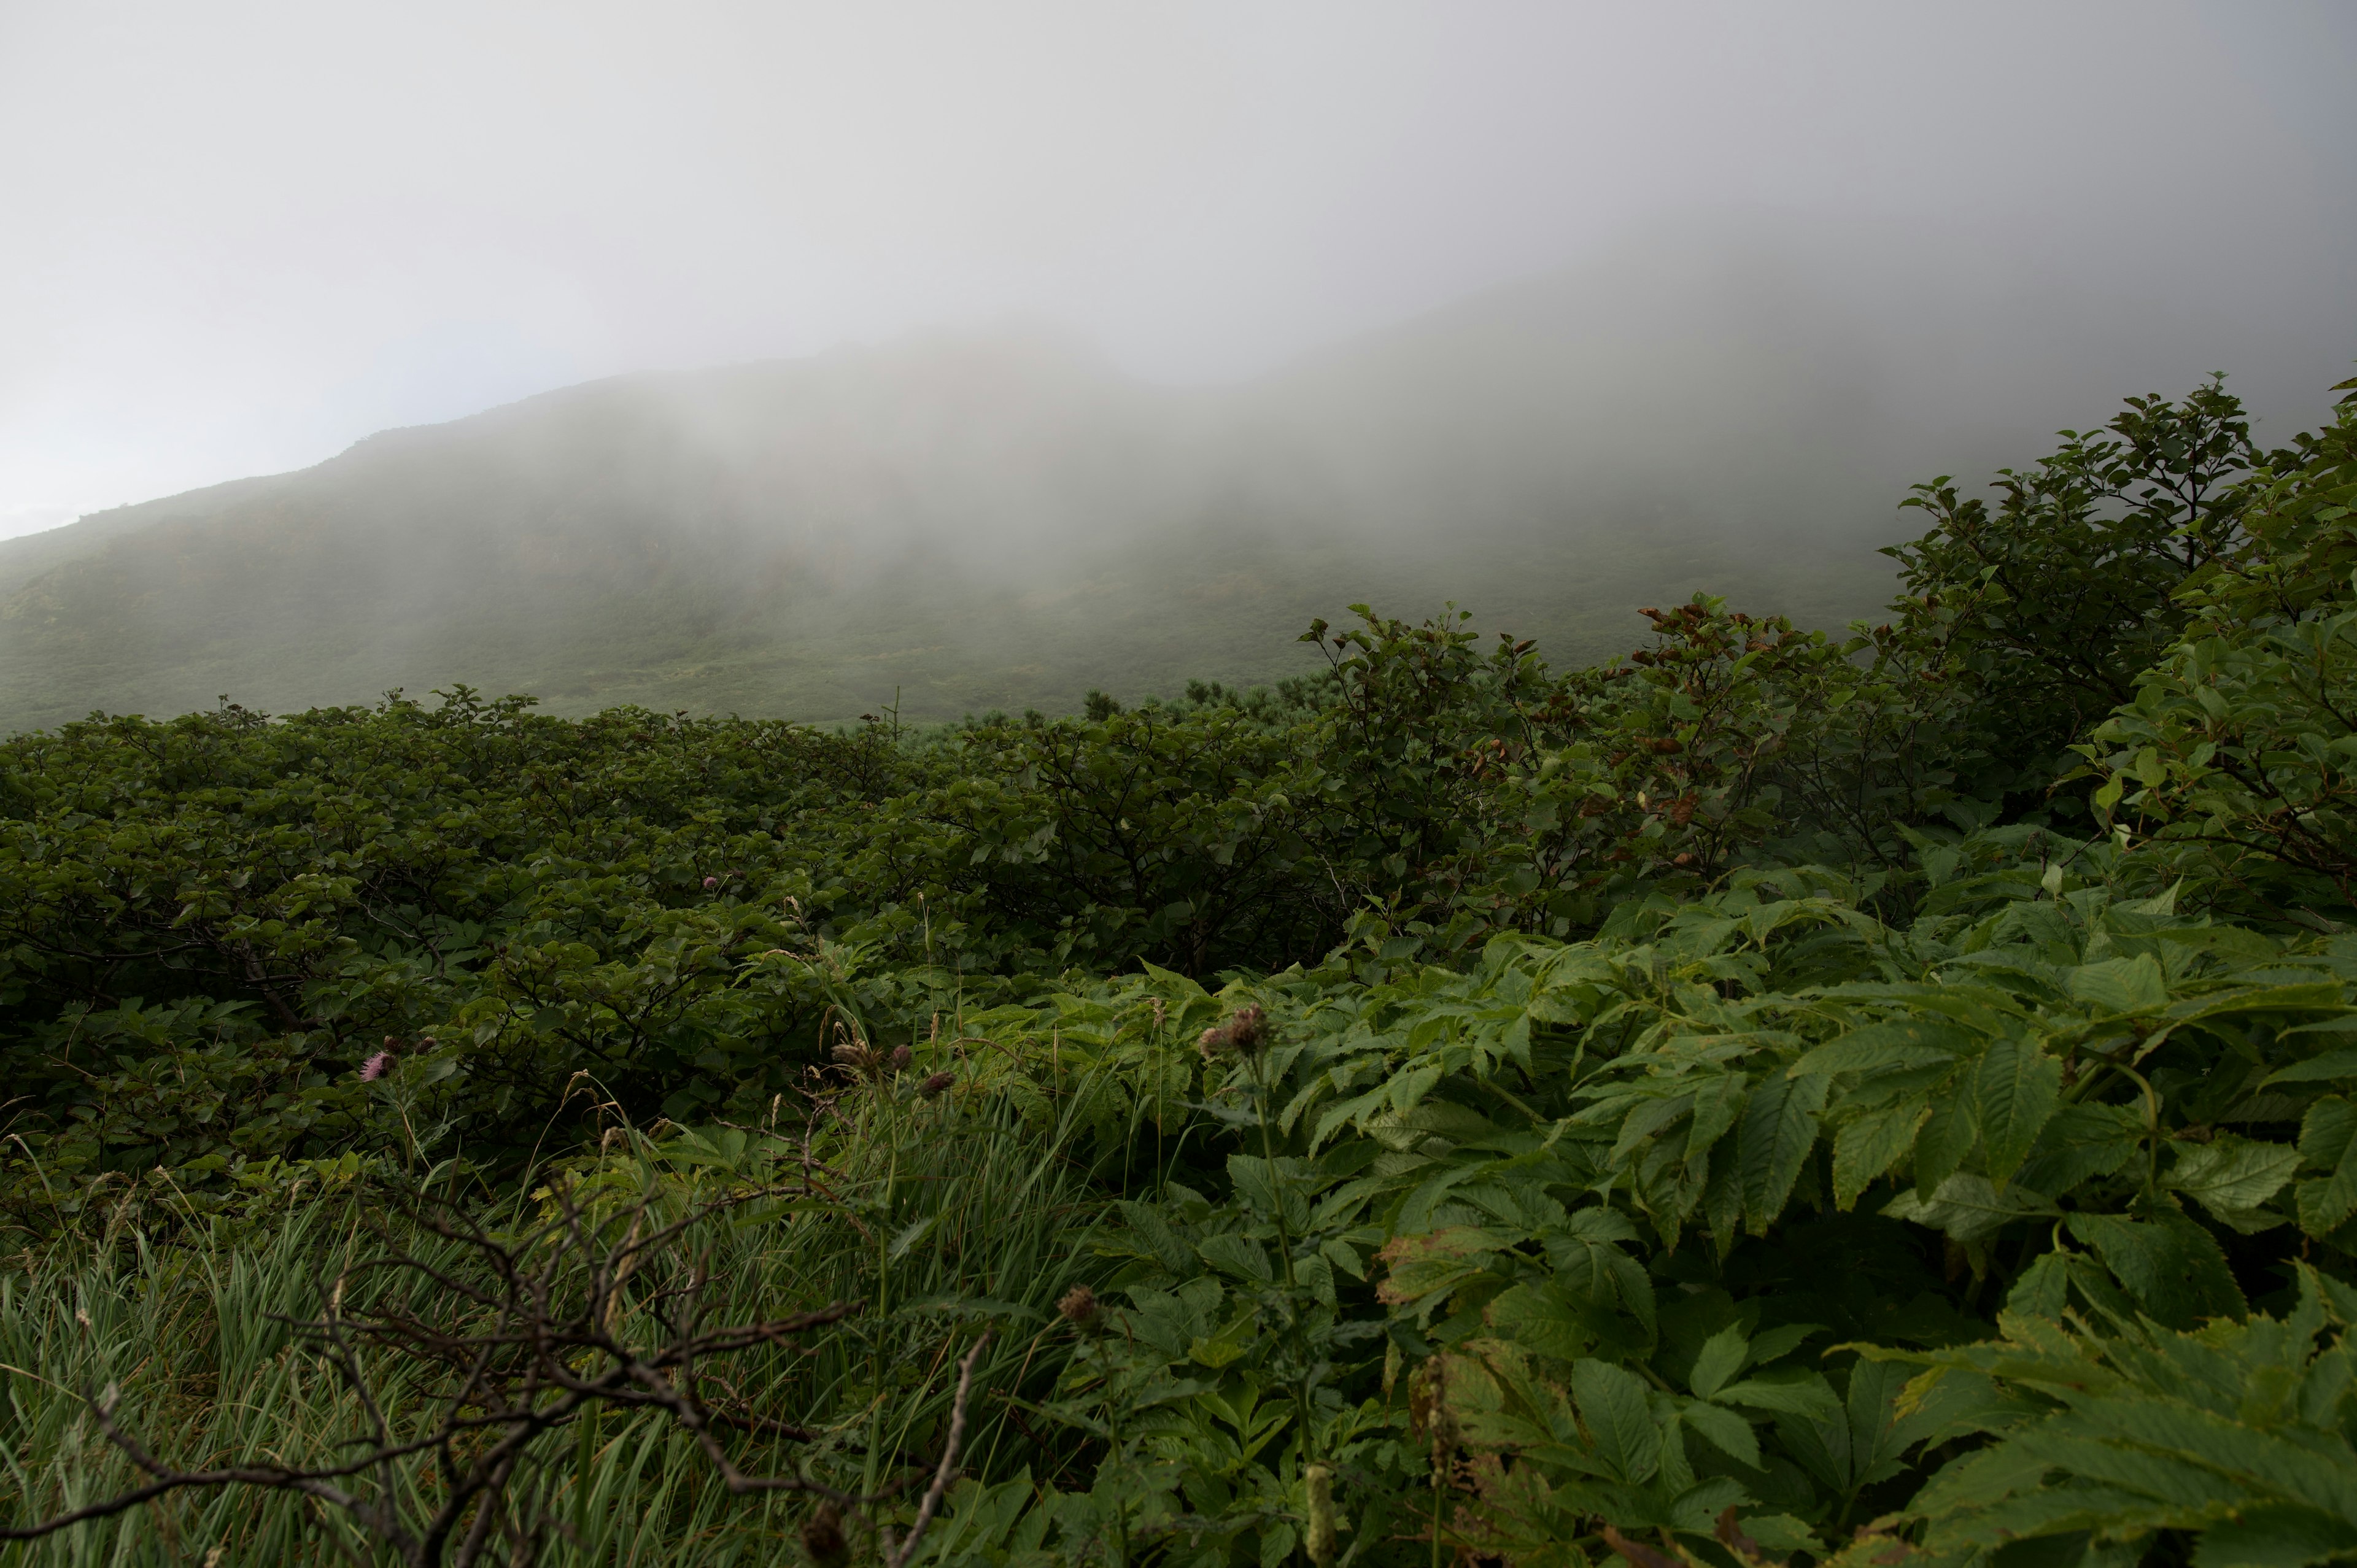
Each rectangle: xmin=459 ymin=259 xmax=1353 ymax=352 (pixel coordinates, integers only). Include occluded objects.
xmin=6 ymin=377 xmax=2357 ymax=1567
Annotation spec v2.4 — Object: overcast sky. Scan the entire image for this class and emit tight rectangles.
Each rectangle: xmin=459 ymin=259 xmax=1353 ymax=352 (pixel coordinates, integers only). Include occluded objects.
xmin=2 ymin=1 xmax=2352 ymax=540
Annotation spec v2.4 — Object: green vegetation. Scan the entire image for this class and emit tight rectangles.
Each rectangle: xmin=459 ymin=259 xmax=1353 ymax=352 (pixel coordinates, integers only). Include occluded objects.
xmin=5 ymin=375 xmax=2357 ymax=1567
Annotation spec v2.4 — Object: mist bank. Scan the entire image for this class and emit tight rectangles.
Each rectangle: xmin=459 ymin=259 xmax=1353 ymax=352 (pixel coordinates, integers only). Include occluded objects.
xmin=3 ymin=215 xmax=2347 ymax=732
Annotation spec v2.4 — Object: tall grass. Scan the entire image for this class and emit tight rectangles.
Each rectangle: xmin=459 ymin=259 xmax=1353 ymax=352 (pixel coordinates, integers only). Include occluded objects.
xmin=1 ymin=1075 xmax=1124 ymax=1566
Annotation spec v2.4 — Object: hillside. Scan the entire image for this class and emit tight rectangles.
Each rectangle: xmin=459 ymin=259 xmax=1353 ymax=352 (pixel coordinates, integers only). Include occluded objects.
xmin=0 ymin=219 xmax=2302 ymax=733
xmin=6 ymin=376 xmax=2355 ymax=1564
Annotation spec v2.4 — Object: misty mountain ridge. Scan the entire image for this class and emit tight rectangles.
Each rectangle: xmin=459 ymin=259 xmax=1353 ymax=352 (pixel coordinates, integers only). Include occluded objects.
xmin=1 ymin=217 xmax=2325 ymax=733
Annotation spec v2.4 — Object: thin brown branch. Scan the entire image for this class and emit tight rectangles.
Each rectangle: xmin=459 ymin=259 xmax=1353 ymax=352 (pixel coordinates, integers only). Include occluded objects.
xmin=885 ymin=1332 xmax=993 ymax=1568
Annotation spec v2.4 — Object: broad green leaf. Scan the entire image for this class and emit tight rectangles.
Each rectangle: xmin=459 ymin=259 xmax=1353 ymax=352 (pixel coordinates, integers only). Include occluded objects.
xmin=1680 ymin=1398 xmax=1760 ymax=1468
xmin=2069 ymin=954 xmax=2169 ymax=1014
xmin=2194 ymin=1507 xmax=2357 ymax=1568
xmin=2015 ymin=1104 xmax=2145 ymax=1199
xmin=1916 ymin=1075 xmax=1980 ymax=1196
xmin=1714 ymin=1367 xmax=1841 ymax=1421
xmin=1484 ymin=1281 xmax=1601 ymax=1361
xmin=2300 ymin=1095 xmax=2357 ymax=1173
xmin=1747 ymin=1323 xmax=1819 ymax=1365
xmin=1189 ymin=1313 xmax=1258 ymax=1370
xmin=1738 ymin=1067 xmax=1829 ymax=1234
xmin=1792 ymin=1020 xmax=1980 ymax=1077
xmin=1569 ymin=1358 xmax=1660 ymax=1486
xmin=2005 ymin=1251 xmax=2070 ymax=1318
xmin=1196 ymin=1232 xmax=1274 ymax=1283
xmin=1835 ymin=1104 xmax=1930 ymax=1210
xmin=1976 ymin=1035 xmax=2062 ymax=1187
xmin=1846 ymin=1357 xmax=1929 ymax=1486
xmin=2262 ymin=1049 xmax=2357 ymax=1087
xmin=2067 ymin=1210 xmax=2247 ymax=1329
xmin=1885 ymin=1173 xmax=2055 ymax=1246
xmin=1388 ymin=1063 xmax=1444 ymax=1113
xmin=1684 ymin=1072 xmax=1745 ymax=1170
xmin=2165 ymin=1137 xmax=2299 ymax=1223
xmin=2297 ymin=1143 xmax=2357 ymax=1239
xmin=1689 ymin=1323 xmax=1747 ymax=1399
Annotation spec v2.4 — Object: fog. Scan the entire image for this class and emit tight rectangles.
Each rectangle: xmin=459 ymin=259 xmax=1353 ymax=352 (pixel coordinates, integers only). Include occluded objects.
xmin=3 ymin=1 xmax=2354 ymax=541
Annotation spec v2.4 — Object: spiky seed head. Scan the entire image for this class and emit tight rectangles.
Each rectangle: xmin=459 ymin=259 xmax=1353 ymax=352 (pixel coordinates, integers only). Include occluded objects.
xmin=1196 ymin=1005 xmax=1270 ymax=1062
xmin=799 ymin=1501 xmax=846 ymax=1568
xmin=1058 ymin=1285 xmax=1099 ymax=1329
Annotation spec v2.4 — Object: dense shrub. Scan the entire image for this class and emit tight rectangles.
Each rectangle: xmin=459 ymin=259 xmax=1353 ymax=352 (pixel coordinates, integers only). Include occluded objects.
xmin=8 ymin=377 xmax=2357 ymax=1567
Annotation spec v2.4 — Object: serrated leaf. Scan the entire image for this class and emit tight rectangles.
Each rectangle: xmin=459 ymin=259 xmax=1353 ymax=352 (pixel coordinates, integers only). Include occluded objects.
xmin=1716 ymin=1367 xmax=1841 ymax=1420
xmin=1916 ymin=1072 xmax=1980 ymax=1195
xmin=888 ymin=1213 xmax=940 ymax=1261
xmin=1196 ymin=1232 xmax=1273 ymax=1283
xmin=2066 ymin=1210 xmax=2247 ymax=1329
xmin=1487 ymin=1280 xmax=1620 ymax=1361
xmin=2005 ymin=1251 xmax=2070 ymax=1318
xmin=2300 ymin=1095 xmax=2357 ymax=1172
xmin=1570 ymin=1358 xmax=1660 ymax=1486
xmin=1684 ymin=1072 xmax=1745 ymax=1170
xmin=1835 ymin=1104 xmax=1930 ymax=1210
xmin=1690 ymin=1323 xmax=1747 ymax=1399
xmin=2297 ymin=1143 xmax=2357 ymax=1238
xmin=2194 ymin=1507 xmax=2357 ymax=1568
xmin=1976 ymin=1035 xmax=2062 ymax=1187
xmin=1680 ymin=1397 xmax=1760 ymax=1468
xmin=2165 ymin=1137 xmax=2299 ymax=1222
xmin=1885 ymin=1173 xmax=2054 ymax=1246
xmin=1738 ymin=1067 xmax=1829 ymax=1234
xmin=1792 ymin=1021 xmax=1979 ymax=1076
xmin=1747 ymin=1322 xmax=1819 ymax=1365
xmin=2014 ymin=1104 xmax=2144 ymax=1199
xmin=2263 ymin=1049 xmax=2357 ymax=1087
xmin=2069 ymin=954 xmax=2170 ymax=1014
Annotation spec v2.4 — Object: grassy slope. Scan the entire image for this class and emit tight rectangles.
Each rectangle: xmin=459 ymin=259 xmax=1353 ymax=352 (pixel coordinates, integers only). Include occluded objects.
xmin=0 ymin=506 xmax=1894 ymax=732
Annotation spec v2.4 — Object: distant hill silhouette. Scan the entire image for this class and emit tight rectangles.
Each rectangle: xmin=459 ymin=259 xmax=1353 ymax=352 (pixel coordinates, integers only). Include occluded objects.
xmin=0 ymin=215 xmax=2310 ymax=732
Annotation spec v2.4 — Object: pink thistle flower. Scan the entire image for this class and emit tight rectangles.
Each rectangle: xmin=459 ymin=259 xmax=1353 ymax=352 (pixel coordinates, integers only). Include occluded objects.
xmin=703 ymin=876 xmax=719 ymax=889
xmin=360 ymin=1051 xmax=393 ymax=1082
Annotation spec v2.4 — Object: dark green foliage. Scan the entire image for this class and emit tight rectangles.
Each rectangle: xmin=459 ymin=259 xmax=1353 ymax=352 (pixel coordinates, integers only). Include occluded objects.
xmin=1889 ymin=378 xmax=2281 ymax=801
xmin=2086 ymin=381 xmax=2357 ymax=919
xmin=10 ymin=377 xmax=2357 ymax=1567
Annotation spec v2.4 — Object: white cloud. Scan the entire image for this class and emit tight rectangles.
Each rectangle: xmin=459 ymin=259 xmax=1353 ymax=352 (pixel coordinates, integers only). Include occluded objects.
xmin=0 ymin=0 xmax=2350 ymax=523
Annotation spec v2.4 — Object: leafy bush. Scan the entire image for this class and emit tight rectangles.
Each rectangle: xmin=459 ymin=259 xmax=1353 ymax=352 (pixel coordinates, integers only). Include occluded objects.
xmin=9 ymin=376 xmax=2357 ymax=1566
xmin=2088 ymin=380 xmax=2357 ymax=919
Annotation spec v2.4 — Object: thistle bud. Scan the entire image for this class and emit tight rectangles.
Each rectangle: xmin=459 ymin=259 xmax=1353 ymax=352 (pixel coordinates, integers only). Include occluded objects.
xmin=918 ymin=1070 xmax=956 ymax=1099
xmin=1196 ymin=1005 xmax=1270 ymax=1062
xmin=830 ymin=1040 xmax=881 ymax=1079
xmin=888 ymin=1045 xmax=913 ymax=1072
xmin=1057 ymin=1284 xmax=1099 ymax=1329
xmin=703 ymin=876 xmax=719 ymax=889
xmin=799 ymin=1501 xmax=846 ymax=1568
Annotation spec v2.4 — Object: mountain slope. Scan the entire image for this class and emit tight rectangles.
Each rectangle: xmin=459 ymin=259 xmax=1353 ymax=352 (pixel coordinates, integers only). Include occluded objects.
xmin=2 ymin=218 xmax=2302 ymax=733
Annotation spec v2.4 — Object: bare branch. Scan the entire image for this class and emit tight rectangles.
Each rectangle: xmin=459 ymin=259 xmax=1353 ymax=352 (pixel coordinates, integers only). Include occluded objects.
xmin=1 ymin=1178 xmax=879 ymax=1566
xmin=886 ymin=1332 xmax=993 ymax=1568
